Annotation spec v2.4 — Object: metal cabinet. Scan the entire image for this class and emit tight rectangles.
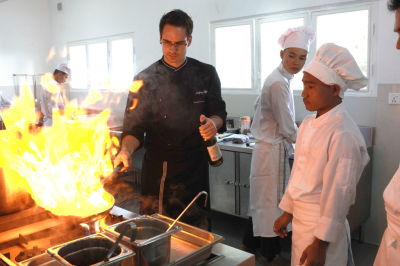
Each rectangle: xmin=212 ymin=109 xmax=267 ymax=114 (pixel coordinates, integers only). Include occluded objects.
xmin=239 ymin=153 xmax=252 ymax=217
xmin=209 ymin=149 xmax=252 ymax=218
xmin=209 ymin=151 xmax=236 ymax=214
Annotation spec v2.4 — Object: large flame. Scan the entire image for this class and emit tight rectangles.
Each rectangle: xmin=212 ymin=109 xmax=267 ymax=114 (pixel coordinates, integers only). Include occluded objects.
xmin=0 ymin=77 xmax=116 ymax=218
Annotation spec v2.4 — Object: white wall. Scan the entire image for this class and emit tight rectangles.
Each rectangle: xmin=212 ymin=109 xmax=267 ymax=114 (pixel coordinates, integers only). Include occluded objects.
xmin=0 ymin=0 xmax=51 ymax=98
xmin=0 ymin=0 xmax=393 ymax=245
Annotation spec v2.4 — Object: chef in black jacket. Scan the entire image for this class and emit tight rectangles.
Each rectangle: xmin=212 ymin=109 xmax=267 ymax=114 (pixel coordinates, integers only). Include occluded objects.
xmin=114 ymin=9 xmax=227 ymax=230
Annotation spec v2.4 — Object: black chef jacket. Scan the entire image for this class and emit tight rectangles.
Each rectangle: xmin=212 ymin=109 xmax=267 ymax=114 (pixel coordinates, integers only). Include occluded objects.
xmin=121 ymin=57 xmax=227 ymax=229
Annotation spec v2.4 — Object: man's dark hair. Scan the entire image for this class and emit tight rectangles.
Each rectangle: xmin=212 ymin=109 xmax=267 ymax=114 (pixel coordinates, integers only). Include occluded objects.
xmin=53 ymin=69 xmax=67 ymax=76
xmin=159 ymin=9 xmax=193 ymax=38
xmin=388 ymin=0 xmax=400 ymax=12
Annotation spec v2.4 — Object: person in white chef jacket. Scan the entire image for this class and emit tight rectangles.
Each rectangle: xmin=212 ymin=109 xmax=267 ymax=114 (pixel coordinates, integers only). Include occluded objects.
xmin=373 ymin=0 xmax=400 ymax=265
xmin=273 ymin=43 xmax=370 ymax=266
xmin=240 ymin=26 xmax=315 ymax=266
xmin=40 ymin=61 xmax=69 ymax=127
xmin=0 ymin=93 xmax=13 ymax=129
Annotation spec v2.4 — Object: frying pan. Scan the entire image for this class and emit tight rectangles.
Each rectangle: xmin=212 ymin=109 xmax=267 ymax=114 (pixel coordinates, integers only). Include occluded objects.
xmin=46 ymin=191 xmax=115 ymax=224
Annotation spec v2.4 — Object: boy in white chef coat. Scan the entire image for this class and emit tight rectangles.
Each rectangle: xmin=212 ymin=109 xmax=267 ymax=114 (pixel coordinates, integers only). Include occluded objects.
xmin=40 ymin=61 xmax=69 ymax=127
xmin=373 ymin=0 xmax=400 ymax=265
xmin=273 ymin=43 xmax=370 ymax=266
xmin=241 ymin=26 xmax=315 ymax=266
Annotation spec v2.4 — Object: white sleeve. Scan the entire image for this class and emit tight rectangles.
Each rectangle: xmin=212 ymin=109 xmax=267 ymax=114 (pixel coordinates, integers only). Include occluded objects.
xmin=253 ymin=95 xmax=261 ymax=111
xmin=314 ymin=132 xmax=369 ymax=243
xmin=267 ymin=81 xmax=298 ymax=143
xmin=1 ymin=95 xmax=13 ymax=108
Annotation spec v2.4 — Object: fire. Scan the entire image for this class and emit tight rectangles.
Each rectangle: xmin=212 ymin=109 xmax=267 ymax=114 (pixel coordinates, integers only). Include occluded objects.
xmin=0 ymin=77 xmax=115 ymax=218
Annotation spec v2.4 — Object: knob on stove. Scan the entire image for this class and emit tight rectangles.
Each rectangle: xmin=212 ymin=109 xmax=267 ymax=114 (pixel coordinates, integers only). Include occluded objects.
xmin=15 ymin=246 xmax=46 ymax=262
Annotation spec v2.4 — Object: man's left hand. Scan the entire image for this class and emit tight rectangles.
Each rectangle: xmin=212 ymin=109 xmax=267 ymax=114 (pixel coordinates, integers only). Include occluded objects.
xmin=199 ymin=115 xmax=217 ymax=140
xmin=299 ymin=238 xmax=329 ymax=266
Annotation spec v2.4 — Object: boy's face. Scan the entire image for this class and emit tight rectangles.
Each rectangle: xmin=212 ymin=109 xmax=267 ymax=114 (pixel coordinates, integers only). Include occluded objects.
xmin=280 ymin=47 xmax=308 ymax=75
xmin=301 ymin=72 xmax=341 ymax=116
xmin=54 ymin=73 xmax=69 ymax=84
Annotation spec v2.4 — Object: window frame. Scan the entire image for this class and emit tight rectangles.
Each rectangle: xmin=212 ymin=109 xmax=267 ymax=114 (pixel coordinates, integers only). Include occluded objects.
xmin=210 ymin=19 xmax=256 ymax=94
xmin=67 ymin=33 xmax=135 ymax=92
xmin=256 ymin=12 xmax=308 ymax=92
xmin=210 ymin=1 xmax=378 ymax=97
xmin=309 ymin=3 xmax=377 ymax=97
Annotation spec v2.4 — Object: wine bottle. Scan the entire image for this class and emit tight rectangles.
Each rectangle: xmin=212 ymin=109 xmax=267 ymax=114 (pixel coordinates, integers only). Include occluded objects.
xmin=200 ymin=118 xmax=223 ymax=167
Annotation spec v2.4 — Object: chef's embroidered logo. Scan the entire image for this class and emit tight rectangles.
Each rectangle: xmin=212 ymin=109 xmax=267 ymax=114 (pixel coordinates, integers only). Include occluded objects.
xmin=196 ymin=90 xmax=208 ymax=95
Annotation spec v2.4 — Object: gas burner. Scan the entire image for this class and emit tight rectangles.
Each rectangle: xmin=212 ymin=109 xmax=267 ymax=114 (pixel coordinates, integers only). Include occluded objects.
xmin=14 ymin=246 xmax=45 ymax=262
xmin=105 ymin=213 xmax=124 ymax=224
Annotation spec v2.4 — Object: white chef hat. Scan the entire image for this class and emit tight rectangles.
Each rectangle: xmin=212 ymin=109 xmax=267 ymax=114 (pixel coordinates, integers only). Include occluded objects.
xmin=303 ymin=43 xmax=368 ymax=98
xmin=56 ymin=61 xmax=71 ymax=75
xmin=278 ymin=26 xmax=315 ymax=52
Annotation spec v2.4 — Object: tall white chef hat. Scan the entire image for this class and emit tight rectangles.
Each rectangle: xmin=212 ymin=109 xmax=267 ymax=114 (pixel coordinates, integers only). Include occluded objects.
xmin=303 ymin=43 xmax=368 ymax=98
xmin=278 ymin=26 xmax=315 ymax=52
xmin=56 ymin=61 xmax=71 ymax=75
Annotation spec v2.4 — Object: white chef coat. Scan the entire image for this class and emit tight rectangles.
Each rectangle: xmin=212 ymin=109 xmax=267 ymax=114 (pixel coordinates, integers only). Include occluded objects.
xmin=248 ymin=63 xmax=298 ymax=237
xmin=279 ymin=103 xmax=369 ymax=265
xmin=374 ymin=165 xmax=400 ymax=266
xmin=251 ymin=63 xmax=298 ymax=145
xmin=0 ymin=94 xmax=13 ymax=122
xmin=40 ymin=79 xmax=65 ymax=127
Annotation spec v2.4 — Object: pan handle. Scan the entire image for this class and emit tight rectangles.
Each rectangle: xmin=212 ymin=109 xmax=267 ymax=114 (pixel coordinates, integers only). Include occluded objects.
xmin=104 ymin=222 xmax=137 ymax=262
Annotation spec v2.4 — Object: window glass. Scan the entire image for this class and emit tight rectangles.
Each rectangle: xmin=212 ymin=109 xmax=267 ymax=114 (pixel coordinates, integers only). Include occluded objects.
xmin=111 ymin=38 xmax=134 ymax=90
xmin=215 ymin=25 xmax=252 ymax=89
xmin=69 ymin=45 xmax=87 ymax=89
xmin=260 ymin=18 xmax=304 ymax=91
xmin=88 ymin=42 xmax=109 ymax=90
xmin=316 ymin=9 xmax=369 ymax=84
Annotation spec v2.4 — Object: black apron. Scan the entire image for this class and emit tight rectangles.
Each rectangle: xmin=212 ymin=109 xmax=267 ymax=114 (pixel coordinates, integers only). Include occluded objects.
xmin=140 ymin=149 xmax=211 ymax=230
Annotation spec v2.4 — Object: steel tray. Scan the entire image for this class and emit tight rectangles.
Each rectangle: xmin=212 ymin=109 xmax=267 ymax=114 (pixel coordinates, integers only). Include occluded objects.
xmin=150 ymin=214 xmax=224 ymax=266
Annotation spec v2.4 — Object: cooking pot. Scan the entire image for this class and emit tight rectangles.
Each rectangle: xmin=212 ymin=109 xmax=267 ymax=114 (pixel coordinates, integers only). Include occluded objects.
xmin=0 ymin=166 xmax=35 ymax=215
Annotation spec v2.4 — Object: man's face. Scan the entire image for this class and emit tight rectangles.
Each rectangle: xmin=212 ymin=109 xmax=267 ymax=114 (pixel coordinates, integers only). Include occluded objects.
xmin=160 ymin=24 xmax=192 ymax=67
xmin=301 ymin=72 xmax=341 ymax=116
xmin=280 ymin=48 xmax=308 ymax=75
xmin=394 ymin=8 xmax=400 ymax=50
xmin=54 ymin=73 xmax=69 ymax=84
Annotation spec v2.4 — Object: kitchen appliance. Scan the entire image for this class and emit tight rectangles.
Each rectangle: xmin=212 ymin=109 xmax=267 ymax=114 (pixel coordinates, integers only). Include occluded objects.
xmin=0 ymin=204 xmax=230 ymax=266
xmin=0 ymin=205 xmax=138 ymax=266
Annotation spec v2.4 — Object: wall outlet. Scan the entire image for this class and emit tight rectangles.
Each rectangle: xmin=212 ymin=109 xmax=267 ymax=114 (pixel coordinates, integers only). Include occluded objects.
xmin=389 ymin=93 xmax=400 ymax=104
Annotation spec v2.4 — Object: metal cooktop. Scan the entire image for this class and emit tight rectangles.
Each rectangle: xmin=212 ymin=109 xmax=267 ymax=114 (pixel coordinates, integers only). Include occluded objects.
xmin=0 ymin=205 xmax=138 ymax=265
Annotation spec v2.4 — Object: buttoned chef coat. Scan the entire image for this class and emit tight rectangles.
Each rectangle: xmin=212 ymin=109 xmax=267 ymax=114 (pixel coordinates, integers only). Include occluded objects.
xmin=122 ymin=57 xmax=227 ymax=227
xmin=251 ymin=63 xmax=298 ymax=145
xmin=374 ymin=165 xmax=400 ymax=265
xmin=279 ymin=102 xmax=370 ymax=243
xmin=40 ymin=79 xmax=65 ymax=127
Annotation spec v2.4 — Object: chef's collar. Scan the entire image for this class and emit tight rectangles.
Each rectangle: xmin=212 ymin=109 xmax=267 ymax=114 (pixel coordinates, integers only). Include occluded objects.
xmin=308 ymin=102 xmax=346 ymax=128
xmin=161 ymin=56 xmax=188 ymax=72
xmin=278 ymin=63 xmax=294 ymax=81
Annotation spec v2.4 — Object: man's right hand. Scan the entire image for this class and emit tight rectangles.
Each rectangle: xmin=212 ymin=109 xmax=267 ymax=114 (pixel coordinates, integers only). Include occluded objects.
xmin=114 ymin=150 xmax=132 ymax=171
xmin=273 ymin=212 xmax=293 ymax=238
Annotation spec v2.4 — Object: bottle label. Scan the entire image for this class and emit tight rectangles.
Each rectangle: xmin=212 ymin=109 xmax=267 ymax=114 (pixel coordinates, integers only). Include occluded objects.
xmin=207 ymin=143 xmax=222 ymax=162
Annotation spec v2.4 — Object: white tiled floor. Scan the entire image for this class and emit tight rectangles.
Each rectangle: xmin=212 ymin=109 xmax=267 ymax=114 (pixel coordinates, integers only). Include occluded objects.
xmin=210 ymin=210 xmax=379 ymax=266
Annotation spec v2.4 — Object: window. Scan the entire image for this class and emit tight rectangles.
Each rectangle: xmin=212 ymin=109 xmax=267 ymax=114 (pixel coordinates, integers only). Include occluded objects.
xmin=68 ymin=34 xmax=135 ymax=90
xmin=211 ymin=2 xmax=377 ymax=96
xmin=211 ymin=21 xmax=254 ymax=92
xmin=314 ymin=9 xmax=370 ymax=84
